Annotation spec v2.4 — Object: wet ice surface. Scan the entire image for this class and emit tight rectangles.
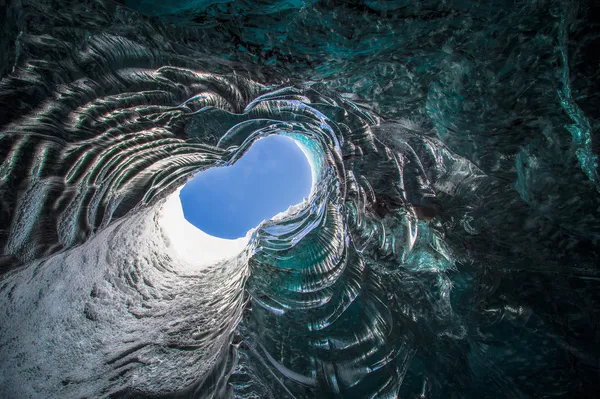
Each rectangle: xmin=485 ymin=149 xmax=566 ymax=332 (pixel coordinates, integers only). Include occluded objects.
xmin=0 ymin=0 xmax=599 ymax=397
xmin=0 ymin=205 xmax=248 ymax=397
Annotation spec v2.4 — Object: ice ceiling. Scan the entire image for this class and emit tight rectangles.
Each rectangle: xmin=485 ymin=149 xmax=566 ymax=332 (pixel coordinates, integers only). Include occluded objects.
xmin=0 ymin=0 xmax=599 ymax=398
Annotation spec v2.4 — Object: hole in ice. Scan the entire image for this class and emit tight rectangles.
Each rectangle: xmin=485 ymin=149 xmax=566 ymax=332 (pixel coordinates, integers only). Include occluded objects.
xmin=179 ymin=135 xmax=313 ymax=239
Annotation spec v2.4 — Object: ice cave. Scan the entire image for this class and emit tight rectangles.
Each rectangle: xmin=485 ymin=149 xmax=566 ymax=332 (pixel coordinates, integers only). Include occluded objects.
xmin=0 ymin=0 xmax=599 ymax=397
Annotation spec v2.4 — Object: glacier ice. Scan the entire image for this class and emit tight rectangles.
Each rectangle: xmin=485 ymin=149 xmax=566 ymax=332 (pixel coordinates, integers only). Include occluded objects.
xmin=0 ymin=0 xmax=599 ymax=397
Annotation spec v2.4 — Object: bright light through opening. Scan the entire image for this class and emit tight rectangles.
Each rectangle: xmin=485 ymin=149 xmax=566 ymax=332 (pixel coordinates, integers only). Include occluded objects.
xmin=180 ymin=135 xmax=313 ymax=239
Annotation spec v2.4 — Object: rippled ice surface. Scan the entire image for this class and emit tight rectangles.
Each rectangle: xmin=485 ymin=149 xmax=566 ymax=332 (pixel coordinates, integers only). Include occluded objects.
xmin=0 ymin=0 xmax=599 ymax=398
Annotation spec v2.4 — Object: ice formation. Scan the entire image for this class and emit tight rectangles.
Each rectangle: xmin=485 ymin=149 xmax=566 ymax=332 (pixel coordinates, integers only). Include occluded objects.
xmin=0 ymin=0 xmax=598 ymax=397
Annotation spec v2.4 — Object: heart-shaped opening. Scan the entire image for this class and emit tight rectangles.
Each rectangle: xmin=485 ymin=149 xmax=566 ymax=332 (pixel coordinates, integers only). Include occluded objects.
xmin=180 ymin=135 xmax=313 ymax=239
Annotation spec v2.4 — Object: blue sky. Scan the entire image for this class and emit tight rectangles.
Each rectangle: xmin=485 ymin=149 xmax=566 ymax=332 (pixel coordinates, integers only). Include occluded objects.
xmin=179 ymin=135 xmax=312 ymax=239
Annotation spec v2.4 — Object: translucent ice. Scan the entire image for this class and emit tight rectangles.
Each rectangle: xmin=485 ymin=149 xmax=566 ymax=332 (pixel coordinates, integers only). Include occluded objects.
xmin=0 ymin=0 xmax=598 ymax=397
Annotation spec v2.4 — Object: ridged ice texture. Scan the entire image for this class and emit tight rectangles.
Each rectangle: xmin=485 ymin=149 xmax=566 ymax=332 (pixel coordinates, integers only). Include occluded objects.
xmin=1 ymin=0 xmax=599 ymax=398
